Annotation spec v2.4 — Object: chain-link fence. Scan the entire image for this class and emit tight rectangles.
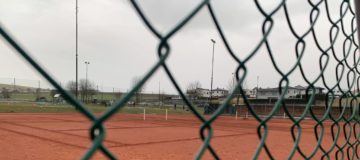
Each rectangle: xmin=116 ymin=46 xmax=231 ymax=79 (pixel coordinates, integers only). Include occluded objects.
xmin=1 ymin=0 xmax=360 ymax=159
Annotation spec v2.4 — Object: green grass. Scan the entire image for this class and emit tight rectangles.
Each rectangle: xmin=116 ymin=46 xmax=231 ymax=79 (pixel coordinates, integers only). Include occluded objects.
xmin=10 ymin=93 xmax=52 ymax=101
xmin=0 ymin=102 xmax=204 ymax=115
xmin=8 ymin=92 xmax=164 ymax=102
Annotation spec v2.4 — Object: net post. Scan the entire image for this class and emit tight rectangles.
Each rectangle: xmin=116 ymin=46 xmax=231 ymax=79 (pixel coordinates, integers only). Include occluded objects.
xmin=166 ymin=109 xmax=168 ymax=120
xmin=235 ymin=111 xmax=238 ymax=120
xmin=143 ymin=107 xmax=146 ymax=120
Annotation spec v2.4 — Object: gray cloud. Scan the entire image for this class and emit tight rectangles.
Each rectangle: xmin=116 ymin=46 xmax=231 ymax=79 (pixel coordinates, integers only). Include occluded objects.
xmin=0 ymin=0 xmax=357 ymax=94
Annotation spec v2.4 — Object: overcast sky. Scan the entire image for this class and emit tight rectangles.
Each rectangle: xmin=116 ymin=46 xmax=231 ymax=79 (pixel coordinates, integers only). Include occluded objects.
xmin=0 ymin=0 xmax=358 ymax=94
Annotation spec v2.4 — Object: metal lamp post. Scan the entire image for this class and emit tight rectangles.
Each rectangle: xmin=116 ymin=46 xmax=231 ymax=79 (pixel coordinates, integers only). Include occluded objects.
xmin=85 ymin=61 xmax=90 ymax=103
xmin=256 ymin=76 xmax=259 ymax=99
xmin=75 ymin=0 xmax=79 ymax=99
xmin=210 ymin=39 xmax=216 ymax=102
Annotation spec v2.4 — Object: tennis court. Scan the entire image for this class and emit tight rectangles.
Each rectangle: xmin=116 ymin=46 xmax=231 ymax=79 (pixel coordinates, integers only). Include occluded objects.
xmin=0 ymin=113 xmax=353 ymax=159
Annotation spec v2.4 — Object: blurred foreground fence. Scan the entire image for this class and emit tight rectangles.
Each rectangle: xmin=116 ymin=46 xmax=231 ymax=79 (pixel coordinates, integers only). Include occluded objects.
xmin=2 ymin=0 xmax=360 ymax=159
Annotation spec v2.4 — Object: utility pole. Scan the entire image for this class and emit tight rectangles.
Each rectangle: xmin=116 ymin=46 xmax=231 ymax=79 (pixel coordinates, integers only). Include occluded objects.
xmin=96 ymin=85 xmax=99 ymax=102
xmin=85 ymin=61 xmax=90 ymax=103
xmin=256 ymin=76 xmax=259 ymax=99
xmin=232 ymin=72 xmax=240 ymax=106
xmin=210 ymin=39 xmax=216 ymax=102
xmin=36 ymin=80 xmax=41 ymax=100
xmin=75 ymin=0 xmax=79 ymax=99
xmin=158 ymin=81 xmax=161 ymax=107
xmin=101 ymin=85 xmax=104 ymax=101
xmin=232 ymin=73 xmax=235 ymax=89
xmin=13 ymin=78 xmax=15 ymax=92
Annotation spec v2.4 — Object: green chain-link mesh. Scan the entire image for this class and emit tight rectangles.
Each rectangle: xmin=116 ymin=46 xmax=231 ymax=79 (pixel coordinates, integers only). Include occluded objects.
xmin=1 ymin=0 xmax=360 ymax=159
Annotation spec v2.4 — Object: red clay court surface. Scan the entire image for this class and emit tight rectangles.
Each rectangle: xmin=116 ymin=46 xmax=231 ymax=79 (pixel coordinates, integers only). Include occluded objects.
xmin=0 ymin=113 xmax=357 ymax=159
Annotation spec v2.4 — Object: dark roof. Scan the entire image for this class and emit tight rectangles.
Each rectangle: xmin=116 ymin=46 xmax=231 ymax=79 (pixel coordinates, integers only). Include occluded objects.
xmin=213 ymin=88 xmax=228 ymax=92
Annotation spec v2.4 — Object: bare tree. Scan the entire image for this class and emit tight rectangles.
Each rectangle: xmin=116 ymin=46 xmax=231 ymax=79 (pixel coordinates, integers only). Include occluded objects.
xmin=114 ymin=91 xmax=122 ymax=99
xmin=79 ymin=79 xmax=97 ymax=103
xmin=66 ymin=80 xmax=77 ymax=95
xmin=227 ymin=79 xmax=235 ymax=92
xmin=132 ymin=77 xmax=146 ymax=106
xmin=66 ymin=79 xmax=97 ymax=103
xmin=227 ymin=78 xmax=248 ymax=105
xmin=158 ymin=90 xmax=166 ymax=107
xmin=242 ymin=80 xmax=248 ymax=90
xmin=1 ymin=88 xmax=11 ymax=99
xmin=49 ymin=89 xmax=58 ymax=102
xmin=35 ymin=88 xmax=41 ymax=101
xmin=228 ymin=77 xmax=248 ymax=90
xmin=187 ymin=81 xmax=202 ymax=91
xmin=186 ymin=81 xmax=202 ymax=100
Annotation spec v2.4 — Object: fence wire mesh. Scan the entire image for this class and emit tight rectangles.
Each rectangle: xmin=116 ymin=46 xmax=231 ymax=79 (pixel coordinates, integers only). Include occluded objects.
xmin=1 ymin=0 xmax=360 ymax=159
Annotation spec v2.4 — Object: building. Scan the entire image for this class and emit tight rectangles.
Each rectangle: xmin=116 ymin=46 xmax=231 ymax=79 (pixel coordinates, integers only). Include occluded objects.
xmin=211 ymin=88 xmax=229 ymax=98
xmin=257 ymin=87 xmax=298 ymax=99
xmin=294 ymin=85 xmax=324 ymax=96
xmin=186 ymin=88 xmax=210 ymax=99
xmin=245 ymin=88 xmax=257 ymax=98
xmin=186 ymin=87 xmax=229 ymax=99
xmin=253 ymin=85 xmax=324 ymax=99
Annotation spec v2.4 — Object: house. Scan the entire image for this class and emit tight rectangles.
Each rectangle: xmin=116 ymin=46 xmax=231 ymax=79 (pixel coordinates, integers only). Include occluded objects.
xmin=211 ymin=88 xmax=229 ymax=98
xmin=170 ymin=95 xmax=182 ymax=100
xmin=186 ymin=87 xmax=229 ymax=99
xmin=255 ymin=85 xmax=324 ymax=99
xmin=294 ymin=85 xmax=324 ymax=97
xmin=257 ymin=87 xmax=294 ymax=99
xmin=245 ymin=88 xmax=257 ymax=98
xmin=186 ymin=88 xmax=210 ymax=99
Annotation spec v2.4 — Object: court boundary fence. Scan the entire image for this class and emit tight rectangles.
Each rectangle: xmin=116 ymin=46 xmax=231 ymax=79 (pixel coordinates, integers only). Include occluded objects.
xmin=1 ymin=0 xmax=360 ymax=159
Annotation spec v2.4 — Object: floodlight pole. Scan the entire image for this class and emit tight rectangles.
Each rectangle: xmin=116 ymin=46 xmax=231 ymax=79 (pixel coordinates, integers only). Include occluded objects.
xmin=13 ymin=78 xmax=15 ymax=91
xmin=85 ymin=61 xmax=90 ymax=103
xmin=256 ymin=76 xmax=259 ymax=99
xmin=158 ymin=81 xmax=161 ymax=107
xmin=75 ymin=0 xmax=79 ymax=99
xmin=232 ymin=72 xmax=235 ymax=89
xmin=210 ymin=39 xmax=216 ymax=102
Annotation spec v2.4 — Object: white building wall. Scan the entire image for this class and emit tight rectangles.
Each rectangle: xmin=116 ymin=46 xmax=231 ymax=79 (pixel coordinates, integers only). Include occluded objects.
xmin=257 ymin=90 xmax=278 ymax=99
xmin=257 ymin=87 xmax=323 ymax=99
xmin=212 ymin=90 xmax=228 ymax=97
xmin=257 ymin=88 xmax=299 ymax=99
xmin=299 ymin=88 xmax=322 ymax=95
xmin=286 ymin=88 xmax=298 ymax=98
xmin=198 ymin=89 xmax=210 ymax=98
